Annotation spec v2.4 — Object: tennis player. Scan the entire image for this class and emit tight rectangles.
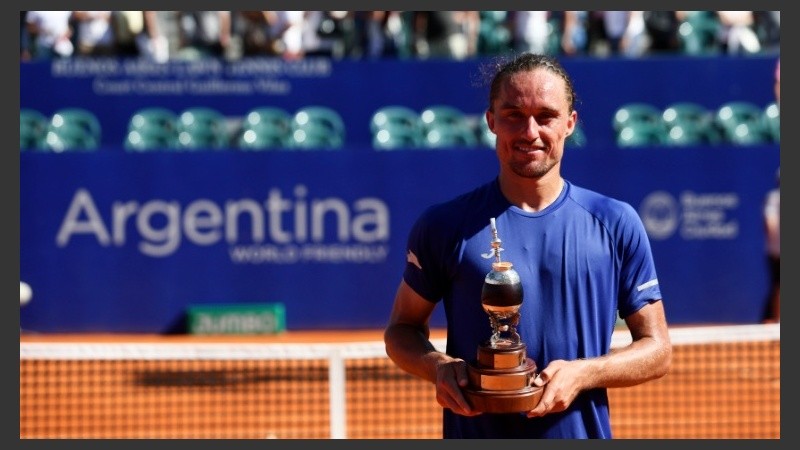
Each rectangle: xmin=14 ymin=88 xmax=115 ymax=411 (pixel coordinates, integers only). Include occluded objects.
xmin=384 ymin=52 xmax=672 ymax=438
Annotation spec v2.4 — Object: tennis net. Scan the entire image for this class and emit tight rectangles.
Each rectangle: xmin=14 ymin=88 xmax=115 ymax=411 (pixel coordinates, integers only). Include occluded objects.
xmin=19 ymin=323 xmax=779 ymax=439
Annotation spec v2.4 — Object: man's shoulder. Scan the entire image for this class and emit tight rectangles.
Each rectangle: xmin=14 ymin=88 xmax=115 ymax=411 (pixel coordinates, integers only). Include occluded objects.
xmin=425 ymin=178 xmax=498 ymax=214
xmin=566 ymin=182 xmax=638 ymax=220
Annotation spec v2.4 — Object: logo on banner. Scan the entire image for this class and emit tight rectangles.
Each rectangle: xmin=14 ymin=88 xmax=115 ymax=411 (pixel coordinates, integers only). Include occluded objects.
xmin=55 ymin=186 xmax=390 ymax=264
xmin=639 ymin=190 xmax=739 ymax=240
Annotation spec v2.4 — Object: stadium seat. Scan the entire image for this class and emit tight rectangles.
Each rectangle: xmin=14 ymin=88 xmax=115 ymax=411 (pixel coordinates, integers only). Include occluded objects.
xmin=727 ymin=122 xmax=771 ymax=146
xmin=292 ymin=106 xmax=346 ymax=136
xmin=662 ymin=102 xmax=713 ymax=128
xmin=124 ymin=124 xmax=179 ymax=151
xmin=129 ymin=107 xmax=179 ymax=133
xmin=44 ymin=122 xmax=99 ymax=152
xmin=238 ymin=127 xmax=291 ymax=150
xmin=242 ymin=107 xmax=293 ymax=135
xmin=125 ymin=108 xmax=179 ymax=151
xmin=714 ymin=101 xmax=764 ymax=142
xmin=20 ymin=108 xmax=49 ymax=150
xmin=677 ymin=11 xmax=722 ymax=55
xmin=423 ymin=122 xmax=478 ymax=148
xmin=663 ymin=121 xmax=716 ymax=147
xmin=478 ymin=11 xmax=512 ymax=55
xmin=290 ymin=106 xmax=346 ymax=149
xmin=177 ymin=107 xmax=229 ymax=149
xmin=290 ymin=129 xmax=344 ymax=149
xmin=50 ymin=108 xmax=102 ymax=144
xmin=612 ymin=102 xmax=663 ymax=132
xmin=370 ymin=106 xmax=425 ymax=150
xmin=372 ymin=123 xmax=425 ymax=150
xmin=238 ymin=107 xmax=293 ymax=150
xmin=762 ymin=102 xmax=780 ymax=143
xmin=419 ymin=105 xmax=468 ymax=133
xmin=370 ymin=106 xmax=422 ymax=134
xmin=616 ymin=121 xmax=666 ymax=148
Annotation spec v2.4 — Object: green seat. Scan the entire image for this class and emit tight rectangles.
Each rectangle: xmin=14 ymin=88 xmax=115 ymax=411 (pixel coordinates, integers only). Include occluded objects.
xmin=177 ymin=129 xmax=229 ymax=150
xmin=677 ymin=11 xmax=722 ymax=55
xmin=44 ymin=123 xmax=99 ymax=152
xmin=420 ymin=105 xmax=468 ymax=133
xmin=370 ymin=106 xmax=422 ymax=134
xmin=124 ymin=125 xmax=179 ymax=151
xmin=727 ymin=122 xmax=771 ymax=146
xmin=714 ymin=101 xmax=764 ymax=140
xmin=243 ymin=107 xmax=292 ymax=134
xmin=663 ymin=121 xmax=719 ymax=147
xmin=129 ymin=107 xmax=179 ymax=134
xmin=291 ymin=106 xmax=346 ymax=145
xmin=372 ymin=123 xmax=425 ymax=150
xmin=423 ymin=123 xmax=478 ymax=148
xmin=478 ymin=11 xmax=512 ymax=55
xmin=20 ymin=108 xmax=49 ymax=150
xmin=238 ymin=127 xmax=291 ymax=150
xmin=616 ymin=122 xmax=666 ymax=148
xmin=762 ymin=102 xmax=779 ymax=143
xmin=50 ymin=108 xmax=102 ymax=144
xmin=289 ymin=124 xmax=344 ymax=150
xmin=239 ymin=107 xmax=293 ymax=150
xmin=177 ymin=107 xmax=229 ymax=149
xmin=662 ymin=102 xmax=713 ymax=128
xmin=612 ymin=102 xmax=663 ymax=132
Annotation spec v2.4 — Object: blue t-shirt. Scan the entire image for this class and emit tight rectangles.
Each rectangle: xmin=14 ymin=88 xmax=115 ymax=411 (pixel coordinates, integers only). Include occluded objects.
xmin=403 ymin=177 xmax=662 ymax=439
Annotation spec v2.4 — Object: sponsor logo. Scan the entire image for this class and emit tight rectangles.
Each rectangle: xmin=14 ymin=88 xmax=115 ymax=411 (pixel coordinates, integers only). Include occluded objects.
xmin=56 ymin=186 xmax=390 ymax=263
xmin=639 ymin=190 xmax=739 ymax=240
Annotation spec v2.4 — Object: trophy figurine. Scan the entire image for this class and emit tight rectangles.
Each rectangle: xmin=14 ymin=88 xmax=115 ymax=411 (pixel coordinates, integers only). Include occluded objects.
xmin=463 ymin=218 xmax=543 ymax=413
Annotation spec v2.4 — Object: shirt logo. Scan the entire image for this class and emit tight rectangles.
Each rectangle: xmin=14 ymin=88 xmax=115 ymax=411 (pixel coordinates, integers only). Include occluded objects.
xmin=407 ymin=250 xmax=422 ymax=270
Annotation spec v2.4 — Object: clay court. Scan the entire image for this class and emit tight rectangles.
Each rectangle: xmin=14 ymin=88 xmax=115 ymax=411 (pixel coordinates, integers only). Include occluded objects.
xmin=20 ymin=326 xmax=780 ymax=439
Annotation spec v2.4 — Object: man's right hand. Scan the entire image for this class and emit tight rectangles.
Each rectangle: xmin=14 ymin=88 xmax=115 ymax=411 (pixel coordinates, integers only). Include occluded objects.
xmin=435 ymin=358 xmax=482 ymax=416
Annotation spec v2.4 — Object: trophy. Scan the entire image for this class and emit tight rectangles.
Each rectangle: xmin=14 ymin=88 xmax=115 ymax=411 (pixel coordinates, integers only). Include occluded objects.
xmin=463 ymin=218 xmax=543 ymax=413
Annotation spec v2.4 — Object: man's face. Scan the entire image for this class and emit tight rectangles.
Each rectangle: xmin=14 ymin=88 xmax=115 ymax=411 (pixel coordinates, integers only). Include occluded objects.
xmin=486 ymin=69 xmax=576 ymax=179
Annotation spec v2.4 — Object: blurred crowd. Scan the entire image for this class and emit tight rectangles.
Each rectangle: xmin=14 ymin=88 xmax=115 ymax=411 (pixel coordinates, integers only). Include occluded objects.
xmin=21 ymin=11 xmax=780 ymax=62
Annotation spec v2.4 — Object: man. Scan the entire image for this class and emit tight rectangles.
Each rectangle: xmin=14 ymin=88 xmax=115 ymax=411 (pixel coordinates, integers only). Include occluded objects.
xmin=384 ymin=53 xmax=672 ymax=438
xmin=762 ymin=168 xmax=779 ymax=323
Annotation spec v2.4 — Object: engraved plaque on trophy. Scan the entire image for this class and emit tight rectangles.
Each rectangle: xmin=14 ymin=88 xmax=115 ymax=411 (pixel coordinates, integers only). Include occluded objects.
xmin=463 ymin=218 xmax=543 ymax=413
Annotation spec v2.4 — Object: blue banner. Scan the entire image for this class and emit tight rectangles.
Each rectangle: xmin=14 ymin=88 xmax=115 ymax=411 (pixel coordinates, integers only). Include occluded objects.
xmin=20 ymin=146 xmax=779 ymax=332
xmin=20 ymin=56 xmax=778 ymax=151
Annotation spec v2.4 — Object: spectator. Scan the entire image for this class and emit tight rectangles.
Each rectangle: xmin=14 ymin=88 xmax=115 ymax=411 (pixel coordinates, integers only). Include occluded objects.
xmin=112 ymin=11 xmax=169 ymax=63
xmin=512 ymin=11 xmax=551 ymax=55
xmin=716 ymin=11 xmax=761 ymax=54
xmin=412 ymin=11 xmax=471 ymax=59
xmin=643 ymin=11 xmax=681 ymax=53
xmin=452 ymin=11 xmax=480 ymax=58
xmin=21 ymin=11 xmax=32 ymax=61
xmin=265 ymin=11 xmax=306 ymax=60
xmin=762 ymin=168 xmax=780 ymax=323
xmin=235 ymin=11 xmax=274 ymax=57
xmin=175 ymin=11 xmax=232 ymax=60
xmin=774 ymin=58 xmax=780 ymax=104
xmin=559 ymin=11 xmax=589 ymax=56
xmin=601 ymin=11 xmax=649 ymax=57
xmin=25 ymin=11 xmax=74 ymax=59
xmin=302 ymin=11 xmax=354 ymax=58
xmin=72 ymin=11 xmax=116 ymax=56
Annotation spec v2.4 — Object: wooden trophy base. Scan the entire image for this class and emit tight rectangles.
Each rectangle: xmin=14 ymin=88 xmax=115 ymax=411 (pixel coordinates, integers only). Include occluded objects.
xmin=464 ymin=342 xmax=543 ymax=413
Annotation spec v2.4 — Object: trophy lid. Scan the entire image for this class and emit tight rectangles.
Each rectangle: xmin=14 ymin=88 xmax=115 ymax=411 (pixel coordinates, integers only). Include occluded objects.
xmin=491 ymin=261 xmax=513 ymax=271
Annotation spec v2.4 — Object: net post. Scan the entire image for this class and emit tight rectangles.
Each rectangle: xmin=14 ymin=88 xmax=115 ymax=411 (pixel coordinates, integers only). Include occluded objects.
xmin=328 ymin=350 xmax=347 ymax=438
